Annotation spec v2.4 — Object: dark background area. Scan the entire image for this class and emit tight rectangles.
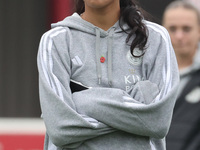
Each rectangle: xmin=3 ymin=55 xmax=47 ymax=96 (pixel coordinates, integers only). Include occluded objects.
xmin=0 ymin=0 xmax=174 ymax=117
xmin=140 ymin=0 xmax=174 ymax=24
xmin=0 ymin=0 xmax=47 ymax=117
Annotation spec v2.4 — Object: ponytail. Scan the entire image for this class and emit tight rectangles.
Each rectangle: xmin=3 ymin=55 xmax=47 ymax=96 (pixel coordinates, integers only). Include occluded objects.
xmin=120 ymin=0 xmax=148 ymax=56
xmin=74 ymin=0 xmax=148 ymax=56
xmin=74 ymin=0 xmax=85 ymax=15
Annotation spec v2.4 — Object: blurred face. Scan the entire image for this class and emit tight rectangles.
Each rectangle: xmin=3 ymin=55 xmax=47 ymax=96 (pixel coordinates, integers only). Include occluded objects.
xmin=163 ymin=7 xmax=200 ymax=58
xmin=84 ymin=0 xmax=119 ymax=9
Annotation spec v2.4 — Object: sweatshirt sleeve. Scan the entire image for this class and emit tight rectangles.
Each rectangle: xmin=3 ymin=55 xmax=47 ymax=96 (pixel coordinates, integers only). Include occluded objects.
xmin=72 ymin=25 xmax=180 ymax=139
xmin=37 ymin=28 xmax=115 ymax=148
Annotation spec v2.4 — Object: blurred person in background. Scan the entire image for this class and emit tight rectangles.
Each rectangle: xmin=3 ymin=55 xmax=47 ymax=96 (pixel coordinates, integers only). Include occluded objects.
xmin=162 ymin=1 xmax=200 ymax=150
xmin=37 ymin=0 xmax=179 ymax=149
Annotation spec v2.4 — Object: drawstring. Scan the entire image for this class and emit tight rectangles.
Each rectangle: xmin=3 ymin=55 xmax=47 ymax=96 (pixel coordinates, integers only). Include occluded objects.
xmin=107 ymin=28 xmax=115 ymax=86
xmin=95 ymin=27 xmax=115 ymax=86
xmin=95 ymin=28 xmax=102 ymax=84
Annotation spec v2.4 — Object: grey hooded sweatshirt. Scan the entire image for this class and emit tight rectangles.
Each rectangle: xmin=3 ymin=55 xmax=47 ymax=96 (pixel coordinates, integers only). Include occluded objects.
xmin=37 ymin=13 xmax=179 ymax=150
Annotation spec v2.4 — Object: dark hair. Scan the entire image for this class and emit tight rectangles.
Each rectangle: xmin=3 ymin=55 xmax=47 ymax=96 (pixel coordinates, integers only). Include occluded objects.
xmin=74 ymin=0 xmax=148 ymax=56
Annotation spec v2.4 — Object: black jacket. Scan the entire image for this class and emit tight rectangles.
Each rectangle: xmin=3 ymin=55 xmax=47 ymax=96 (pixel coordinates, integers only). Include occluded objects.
xmin=166 ymin=69 xmax=200 ymax=150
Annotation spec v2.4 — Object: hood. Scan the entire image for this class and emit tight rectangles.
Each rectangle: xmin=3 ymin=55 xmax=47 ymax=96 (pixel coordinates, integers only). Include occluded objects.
xmin=51 ymin=13 xmax=130 ymax=37
xmin=51 ymin=13 xmax=131 ymax=86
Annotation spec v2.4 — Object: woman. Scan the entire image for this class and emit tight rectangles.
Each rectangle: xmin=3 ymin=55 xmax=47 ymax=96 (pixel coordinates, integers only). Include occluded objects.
xmin=37 ymin=0 xmax=179 ymax=149
xmin=162 ymin=1 xmax=200 ymax=150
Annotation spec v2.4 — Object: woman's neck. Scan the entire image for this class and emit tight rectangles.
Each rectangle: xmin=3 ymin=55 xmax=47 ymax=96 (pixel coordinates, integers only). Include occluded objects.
xmin=176 ymin=49 xmax=197 ymax=70
xmin=177 ymin=55 xmax=194 ymax=70
xmin=81 ymin=5 xmax=120 ymax=31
